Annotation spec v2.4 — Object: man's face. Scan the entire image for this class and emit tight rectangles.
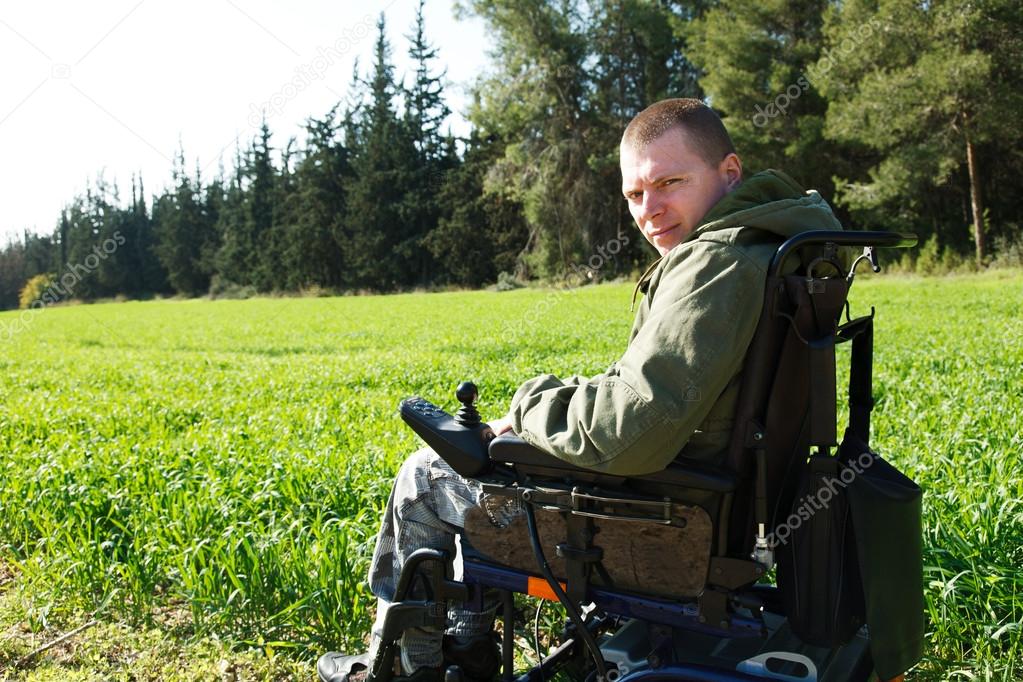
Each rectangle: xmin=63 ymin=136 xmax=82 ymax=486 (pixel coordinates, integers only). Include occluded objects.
xmin=620 ymin=127 xmax=742 ymax=256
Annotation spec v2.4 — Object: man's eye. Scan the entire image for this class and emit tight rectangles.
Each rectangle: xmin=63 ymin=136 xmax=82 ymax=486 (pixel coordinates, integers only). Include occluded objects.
xmin=625 ymin=191 xmax=642 ymax=201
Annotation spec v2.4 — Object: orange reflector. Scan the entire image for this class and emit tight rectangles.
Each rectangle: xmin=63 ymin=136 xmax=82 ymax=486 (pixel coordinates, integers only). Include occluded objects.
xmin=527 ymin=576 xmax=565 ymax=601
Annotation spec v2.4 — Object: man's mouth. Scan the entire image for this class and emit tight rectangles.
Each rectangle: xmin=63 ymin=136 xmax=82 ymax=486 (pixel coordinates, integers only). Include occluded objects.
xmin=647 ymin=223 xmax=680 ymax=239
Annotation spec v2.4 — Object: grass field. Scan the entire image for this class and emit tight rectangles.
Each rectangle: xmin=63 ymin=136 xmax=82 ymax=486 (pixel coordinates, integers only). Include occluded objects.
xmin=1 ymin=271 xmax=1021 ymax=680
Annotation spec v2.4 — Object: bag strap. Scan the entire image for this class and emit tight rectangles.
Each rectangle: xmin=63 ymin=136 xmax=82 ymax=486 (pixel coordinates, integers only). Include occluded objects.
xmin=838 ymin=315 xmax=875 ymax=444
xmin=808 ymin=336 xmax=838 ymax=448
xmin=801 ymin=277 xmax=846 ymax=450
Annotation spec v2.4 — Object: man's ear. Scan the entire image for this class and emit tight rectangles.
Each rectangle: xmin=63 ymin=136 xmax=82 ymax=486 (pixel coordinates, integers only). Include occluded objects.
xmin=721 ymin=153 xmax=743 ymax=190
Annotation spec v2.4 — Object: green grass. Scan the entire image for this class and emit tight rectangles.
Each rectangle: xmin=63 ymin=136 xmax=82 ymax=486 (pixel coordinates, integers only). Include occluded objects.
xmin=0 ymin=271 xmax=1020 ymax=680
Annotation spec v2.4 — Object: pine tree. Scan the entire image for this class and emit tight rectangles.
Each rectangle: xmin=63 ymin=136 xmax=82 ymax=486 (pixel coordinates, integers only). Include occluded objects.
xmin=686 ymin=0 xmax=848 ymax=202
xmin=132 ymin=173 xmax=169 ymax=295
xmin=20 ymin=231 xmax=57 ymax=287
xmin=249 ymin=122 xmax=279 ymax=291
xmin=461 ymin=0 xmax=601 ymax=278
xmin=153 ymin=150 xmax=218 ymax=295
xmin=427 ymin=130 xmax=528 ymax=286
xmin=60 ymin=195 xmax=94 ymax=299
xmin=288 ymin=106 xmax=350 ymax=289
xmin=266 ymin=137 xmax=299 ymax=291
xmin=587 ymin=0 xmax=690 ymax=270
xmin=0 ymin=239 xmax=29 ymax=311
xmin=63 ymin=178 xmax=115 ymax=300
xmin=215 ymin=126 xmax=278 ymax=290
xmin=344 ymin=14 xmax=416 ymax=289
xmin=400 ymin=0 xmax=453 ymax=285
xmin=214 ymin=143 xmax=250 ymax=287
xmin=404 ymin=0 xmax=450 ymax=161
xmin=198 ymin=167 xmax=223 ymax=289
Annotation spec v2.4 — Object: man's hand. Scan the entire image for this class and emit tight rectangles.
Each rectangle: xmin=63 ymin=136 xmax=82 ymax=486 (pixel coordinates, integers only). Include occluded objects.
xmin=483 ymin=414 xmax=514 ymax=441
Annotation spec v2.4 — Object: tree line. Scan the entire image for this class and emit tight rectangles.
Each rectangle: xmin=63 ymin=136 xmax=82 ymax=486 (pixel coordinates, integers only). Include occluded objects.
xmin=3 ymin=0 xmax=1021 ymax=311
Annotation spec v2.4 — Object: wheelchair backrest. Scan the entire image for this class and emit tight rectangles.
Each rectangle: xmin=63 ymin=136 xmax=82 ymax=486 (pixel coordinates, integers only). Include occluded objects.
xmin=724 ymin=235 xmax=854 ymax=557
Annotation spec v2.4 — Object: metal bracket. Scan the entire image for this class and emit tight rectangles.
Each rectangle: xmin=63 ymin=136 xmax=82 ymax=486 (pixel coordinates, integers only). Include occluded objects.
xmin=569 ymin=488 xmax=673 ymax=524
xmin=697 ymin=556 xmax=767 ymax=631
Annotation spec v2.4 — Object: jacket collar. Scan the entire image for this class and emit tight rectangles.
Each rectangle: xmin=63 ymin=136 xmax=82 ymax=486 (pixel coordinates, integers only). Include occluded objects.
xmin=631 ymin=256 xmax=664 ymax=311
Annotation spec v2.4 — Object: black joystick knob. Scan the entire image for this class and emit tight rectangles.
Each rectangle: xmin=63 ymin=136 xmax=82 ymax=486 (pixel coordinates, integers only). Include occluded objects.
xmin=454 ymin=381 xmax=481 ymax=428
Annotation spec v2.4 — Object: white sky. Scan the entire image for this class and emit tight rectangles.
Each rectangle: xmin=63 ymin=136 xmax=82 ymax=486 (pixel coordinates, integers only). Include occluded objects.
xmin=0 ymin=0 xmax=490 ymax=243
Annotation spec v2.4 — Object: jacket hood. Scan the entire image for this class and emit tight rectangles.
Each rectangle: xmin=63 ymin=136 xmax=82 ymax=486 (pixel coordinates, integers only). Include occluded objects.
xmin=631 ymin=169 xmax=842 ymax=307
xmin=690 ymin=169 xmax=842 ymax=240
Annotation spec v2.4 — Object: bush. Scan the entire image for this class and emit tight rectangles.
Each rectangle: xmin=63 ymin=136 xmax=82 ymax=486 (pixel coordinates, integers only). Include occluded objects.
xmin=298 ymin=284 xmax=332 ymax=298
xmin=494 ymin=271 xmax=523 ymax=292
xmin=208 ymin=275 xmax=256 ymax=300
xmin=914 ymin=235 xmax=942 ymax=275
xmin=991 ymin=234 xmax=1023 ymax=269
xmin=18 ymin=274 xmax=55 ymax=309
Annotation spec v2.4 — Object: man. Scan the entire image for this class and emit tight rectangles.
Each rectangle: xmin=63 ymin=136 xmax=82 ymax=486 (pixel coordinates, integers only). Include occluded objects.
xmin=318 ymin=98 xmax=843 ymax=682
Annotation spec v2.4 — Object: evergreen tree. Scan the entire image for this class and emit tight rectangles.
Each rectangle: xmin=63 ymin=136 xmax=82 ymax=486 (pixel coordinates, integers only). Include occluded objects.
xmin=21 ymin=230 xmax=58 ymax=280
xmin=427 ymin=131 xmax=528 ymax=286
xmin=214 ymin=143 xmax=250 ymax=287
xmin=57 ymin=208 xmax=70 ymax=272
xmin=62 ymin=181 xmax=115 ymax=300
xmin=59 ymin=195 xmax=93 ymax=299
xmin=344 ymin=14 xmax=416 ymax=289
xmin=288 ymin=106 xmax=350 ymax=289
xmin=197 ymin=167 xmax=223 ymax=289
xmin=0 ymin=239 xmax=28 ymax=311
xmin=686 ymin=0 xmax=848 ymax=203
xmin=215 ymin=127 xmax=277 ymax=290
xmin=587 ymin=0 xmax=691 ymax=270
xmin=462 ymin=0 xmax=603 ymax=278
xmin=153 ymin=152 xmax=216 ymax=296
xmin=267 ymin=137 xmax=300 ymax=291
xmin=400 ymin=0 xmax=454 ymax=285
xmin=94 ymin=178 xmax=134 ymax=296
xmin=249 ymin=122 xmax=279 ymax=291
xmin=404 ymin=0 xmax=450 ymax=162
xmin=460 ymin=0 xmax=707 ymax=278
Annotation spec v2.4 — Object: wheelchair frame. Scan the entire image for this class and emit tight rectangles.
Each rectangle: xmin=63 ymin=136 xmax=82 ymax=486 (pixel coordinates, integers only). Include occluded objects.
xmin=372 ymin=231 xmax=919 ymax=682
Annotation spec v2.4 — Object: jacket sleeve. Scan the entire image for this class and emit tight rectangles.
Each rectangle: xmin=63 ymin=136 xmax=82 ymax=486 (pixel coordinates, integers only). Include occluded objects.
xmin=509 ymin=241 xmax=766 ymax=475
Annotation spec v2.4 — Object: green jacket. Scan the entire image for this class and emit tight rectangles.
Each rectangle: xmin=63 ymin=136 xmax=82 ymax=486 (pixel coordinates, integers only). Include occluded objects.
xmin=508 ymin=170 xmax=843 ymax=475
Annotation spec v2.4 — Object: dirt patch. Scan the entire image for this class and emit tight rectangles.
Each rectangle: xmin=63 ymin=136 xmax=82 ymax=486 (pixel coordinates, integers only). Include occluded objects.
xmin=0 ymin=559 xmax=17 ymax=591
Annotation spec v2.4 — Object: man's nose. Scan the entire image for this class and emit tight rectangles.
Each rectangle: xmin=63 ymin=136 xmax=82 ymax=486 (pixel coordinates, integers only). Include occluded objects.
xmin=638 ymin=192 xmax=664 ymax=223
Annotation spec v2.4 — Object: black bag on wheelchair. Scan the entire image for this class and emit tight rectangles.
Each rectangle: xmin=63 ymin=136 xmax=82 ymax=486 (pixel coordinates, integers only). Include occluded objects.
xmin=776 ymin=450 xmax=866 ymax=648
xmin=776 ymin=305 xmax=924 ymax=681
xmin=838 ymin=430 xmax=924 ymax=681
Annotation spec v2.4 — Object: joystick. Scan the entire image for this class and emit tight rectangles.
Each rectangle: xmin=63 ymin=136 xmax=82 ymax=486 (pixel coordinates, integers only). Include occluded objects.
xmin=398 ymin=382 xmax=492 ymax=477
xmin=455 ymin=381 xmax=481 ymax=427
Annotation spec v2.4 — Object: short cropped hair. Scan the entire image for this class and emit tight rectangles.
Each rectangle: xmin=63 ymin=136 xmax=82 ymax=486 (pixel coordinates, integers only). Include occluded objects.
xmin=622 ymin=98 xmax=736 ymax=168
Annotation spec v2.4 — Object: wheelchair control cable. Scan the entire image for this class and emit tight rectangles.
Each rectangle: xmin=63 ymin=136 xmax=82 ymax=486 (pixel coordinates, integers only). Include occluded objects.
xmin=523 ymin=501 xmax=608 ymax=682
xmin=533 ymin=601 xmax=545 ymax=682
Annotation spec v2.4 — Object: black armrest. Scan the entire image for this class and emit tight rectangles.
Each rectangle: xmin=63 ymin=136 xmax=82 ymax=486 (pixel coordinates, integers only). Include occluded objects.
xmin=488 ymin=434 xmax=566 ymax=467
xmin=489 ymin=434 xmax=736 ymax=493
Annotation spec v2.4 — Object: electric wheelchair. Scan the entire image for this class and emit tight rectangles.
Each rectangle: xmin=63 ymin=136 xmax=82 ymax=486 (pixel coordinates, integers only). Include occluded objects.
xmin=341 ymin=231 xmax=924 ymax=682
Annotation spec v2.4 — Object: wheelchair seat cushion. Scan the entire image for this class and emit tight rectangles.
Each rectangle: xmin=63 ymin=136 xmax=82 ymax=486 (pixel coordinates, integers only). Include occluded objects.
xmin=489 ymin=434 xmax=736 ymax=493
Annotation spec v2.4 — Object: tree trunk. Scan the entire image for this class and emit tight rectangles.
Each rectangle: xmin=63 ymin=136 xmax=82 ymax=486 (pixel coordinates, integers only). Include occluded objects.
xmin=964 ymin=122 xmax=986 ymax=264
